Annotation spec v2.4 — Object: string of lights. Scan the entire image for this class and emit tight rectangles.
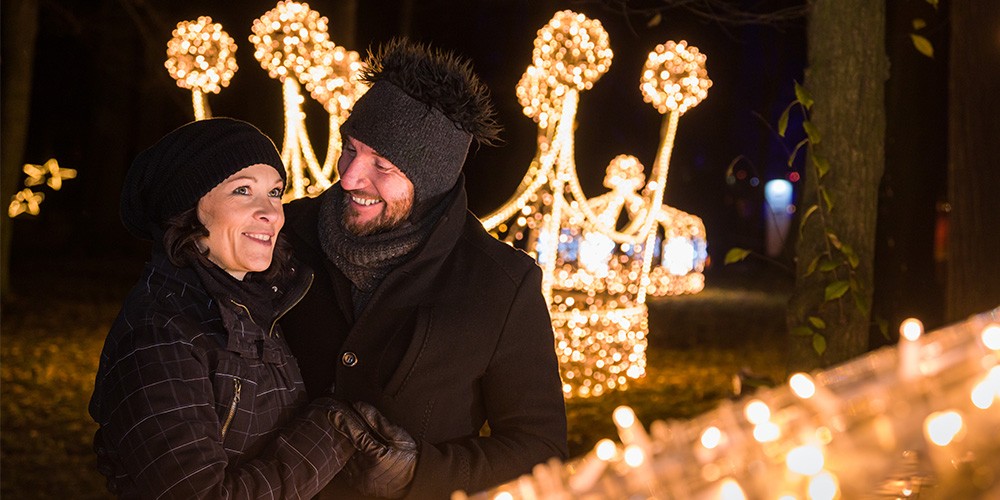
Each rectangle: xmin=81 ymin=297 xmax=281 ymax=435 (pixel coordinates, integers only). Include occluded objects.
xmin=460 ymin=310 xmax=1000 ymax=499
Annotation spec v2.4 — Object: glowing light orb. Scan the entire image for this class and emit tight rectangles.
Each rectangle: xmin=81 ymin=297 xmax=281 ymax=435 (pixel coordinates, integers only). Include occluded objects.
xmin=786 ymin=445 xmax=824 ymax=476
xmin=808 ymin=471 xmax=840 ymax=500
xmin=294 ymin=41 xmax=367 ymax=117
xmin=900 ymin=318 xmax=924 ymax=341
xmin=532 ymin=10 xmax=613 ymax=91
xmin=623 ymin=444 xmax=645 ymax=467
xmin=640 ymin=40 xmax=711 ymax=115
xmin=790 ymin=372 xmax=817 ymax=399
xmin=594 ymin=439 xmax=617 ymax=460
xmin=743 ymin=399 xmax=771 ymax=425
xmin=701 ymin=426 xmax=723 ymax=449
xmin=753 ymin=421 xmax=781 ymax=443
xmin=249 ymin=1 xmax=331 ymax=81
xmin=165 ymin=16 xmax=238 ymax=94
xmin=662 ymin=236 xmax=696 ymax=276
xmin=982 ymin=323 xmax=1000 ymax=350
xmin=924 ymin=410 xmax=964 ymax=446
xmin=719 ymin=479 xmax=747 ymax=500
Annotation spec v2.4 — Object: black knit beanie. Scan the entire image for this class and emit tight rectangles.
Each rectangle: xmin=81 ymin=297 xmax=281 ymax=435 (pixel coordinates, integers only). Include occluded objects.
xmin=120 ymin=117 xmax=285 ymax=241
xmin=340 ymin=39 xmax=502 ymax=216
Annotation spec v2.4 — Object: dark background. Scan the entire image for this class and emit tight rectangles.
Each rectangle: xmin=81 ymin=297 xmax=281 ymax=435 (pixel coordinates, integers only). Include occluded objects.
xmin=10 ymin=0 xmax=809 ymax=275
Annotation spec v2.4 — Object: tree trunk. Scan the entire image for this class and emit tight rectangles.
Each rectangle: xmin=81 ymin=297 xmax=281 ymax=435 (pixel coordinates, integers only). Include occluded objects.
xmin=946 ymin=0 xmax=1000 ymax=320
xmin=873 ymin=0 xmax=948 ymax=342
xmin=787 ymin=0 xmax=888 ymax=372
xmin=0 ymin=0 xmax=39 ymax=297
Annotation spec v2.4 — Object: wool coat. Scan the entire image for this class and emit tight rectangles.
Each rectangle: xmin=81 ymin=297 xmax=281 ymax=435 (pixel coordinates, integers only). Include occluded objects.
xmin=281 ymin=182 xmax=569 ymax=499
xmin=89 ymin=253 xmax=354 ymax=498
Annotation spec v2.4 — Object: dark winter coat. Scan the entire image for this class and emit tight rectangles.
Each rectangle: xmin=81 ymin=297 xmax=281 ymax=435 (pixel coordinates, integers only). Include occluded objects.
xmin=89 ymin=253 xmax=354 ymax=499
xmin=281 ymin=181 xmax=569 ymax=499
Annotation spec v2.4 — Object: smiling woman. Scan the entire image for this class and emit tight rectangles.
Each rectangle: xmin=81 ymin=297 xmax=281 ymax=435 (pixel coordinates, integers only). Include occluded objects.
xmin=196 ymin=164 xmax=286 ymax=280
xmin=87 ymin=117 xmax=415 ymax=498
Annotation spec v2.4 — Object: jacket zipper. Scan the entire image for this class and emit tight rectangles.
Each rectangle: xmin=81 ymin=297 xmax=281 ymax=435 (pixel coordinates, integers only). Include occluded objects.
xmin=268 ymin=272 xmax=314 ymax=338
xmin=220 ymin=378 xmax=241 ymax=441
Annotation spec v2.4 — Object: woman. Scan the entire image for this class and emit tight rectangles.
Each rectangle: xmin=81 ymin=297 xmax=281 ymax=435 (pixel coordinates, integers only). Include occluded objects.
xmin=88 ymin=118 xmax=412 ymax=498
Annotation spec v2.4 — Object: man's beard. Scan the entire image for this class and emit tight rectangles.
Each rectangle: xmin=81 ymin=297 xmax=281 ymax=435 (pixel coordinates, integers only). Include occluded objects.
xmin=342 ymin=190 xmax=414 ymax=236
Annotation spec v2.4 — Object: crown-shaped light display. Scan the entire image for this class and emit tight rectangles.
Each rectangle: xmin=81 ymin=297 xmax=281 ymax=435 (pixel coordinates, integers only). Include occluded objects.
xmin=482 ymin=10 xmax=710 ymax=398
xmin=163 ymin=5 xmax=708 ymax=399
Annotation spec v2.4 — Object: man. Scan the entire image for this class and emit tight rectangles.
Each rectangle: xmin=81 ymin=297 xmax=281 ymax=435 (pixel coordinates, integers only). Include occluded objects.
xmin=281 ymin=39 xmax=568 ymax=499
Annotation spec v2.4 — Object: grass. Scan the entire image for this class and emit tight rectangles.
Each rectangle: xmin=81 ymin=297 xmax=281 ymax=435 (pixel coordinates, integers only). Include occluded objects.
xmin=1 ymin=257 xmax=790 ymax=499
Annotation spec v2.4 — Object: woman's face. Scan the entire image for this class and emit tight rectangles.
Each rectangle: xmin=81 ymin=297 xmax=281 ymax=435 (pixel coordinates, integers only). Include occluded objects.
xmin=197 ymin=163 xmax=285 ymax=280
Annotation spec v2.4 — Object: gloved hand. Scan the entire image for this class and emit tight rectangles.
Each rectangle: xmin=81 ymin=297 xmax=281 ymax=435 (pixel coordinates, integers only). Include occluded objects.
xmin=329 ymin=400 xmax=418 ymax=498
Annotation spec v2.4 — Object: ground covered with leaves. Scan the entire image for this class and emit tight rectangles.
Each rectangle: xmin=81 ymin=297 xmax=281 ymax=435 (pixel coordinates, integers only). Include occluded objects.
xmin=1 ymin=257 xmax=789 ymax=499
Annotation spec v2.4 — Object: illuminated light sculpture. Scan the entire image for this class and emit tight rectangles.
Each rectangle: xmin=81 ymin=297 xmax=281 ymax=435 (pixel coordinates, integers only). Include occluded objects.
xmin=8 ymin=159 xmax=76 ymax=218
xmin=249 ymin=1 xmax=364 ymax=200
xmin=482 ymin=10 xmax=710 ymax=398
xmin=165 ymin=17 xmax=238 ymax=120
xmin=460 ymin=308 xmax=1000 ymax=499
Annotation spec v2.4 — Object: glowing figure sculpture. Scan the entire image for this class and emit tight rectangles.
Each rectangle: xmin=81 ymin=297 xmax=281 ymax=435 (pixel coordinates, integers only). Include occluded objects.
xmin=165 ymin=17 xmax=238 ymax=120
xmin=249 ymin=1 xmax=365 ymax=200
xmin=482 ymin=11 xmax=710 ymax=398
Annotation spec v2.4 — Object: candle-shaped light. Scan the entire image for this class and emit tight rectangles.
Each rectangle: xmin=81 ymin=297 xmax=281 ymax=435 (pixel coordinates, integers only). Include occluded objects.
xmin=567 ymin=439 xmax=615 ymax=493
xmin=898 ymin=318 xmax=924 ymax=381
xmin=982 ymin=323 xmax=1000 ymax=350
xmin=613 ymin=405 xmax=652 ymax=452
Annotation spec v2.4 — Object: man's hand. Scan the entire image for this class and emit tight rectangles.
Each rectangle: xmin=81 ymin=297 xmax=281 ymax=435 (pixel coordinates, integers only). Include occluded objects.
xmin=329 ymin=400 xmax=418 ymax=498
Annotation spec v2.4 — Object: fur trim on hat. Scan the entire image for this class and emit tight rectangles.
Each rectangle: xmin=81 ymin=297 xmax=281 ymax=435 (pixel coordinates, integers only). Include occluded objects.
xmin=359 ymin=38 xmax=502 ymax=146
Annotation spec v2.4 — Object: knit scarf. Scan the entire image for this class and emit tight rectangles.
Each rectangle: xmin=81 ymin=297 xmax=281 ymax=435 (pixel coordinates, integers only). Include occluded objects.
xmin=318 ymin=185 xmax=442 ymax=313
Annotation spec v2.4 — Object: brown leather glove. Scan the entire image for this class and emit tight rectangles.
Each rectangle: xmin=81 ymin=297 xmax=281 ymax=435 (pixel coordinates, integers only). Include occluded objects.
xmin=329 ymin=400 xmax=418 ymax=499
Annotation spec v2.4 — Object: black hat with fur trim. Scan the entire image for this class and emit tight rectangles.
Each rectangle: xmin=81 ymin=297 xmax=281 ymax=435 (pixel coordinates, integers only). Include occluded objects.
xmin=340 ymin=38 xmax=502 ymax=215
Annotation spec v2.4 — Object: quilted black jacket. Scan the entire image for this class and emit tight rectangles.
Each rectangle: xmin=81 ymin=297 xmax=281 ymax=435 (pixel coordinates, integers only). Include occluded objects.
xmin=89 ymin=253 xmax=353 ymax=498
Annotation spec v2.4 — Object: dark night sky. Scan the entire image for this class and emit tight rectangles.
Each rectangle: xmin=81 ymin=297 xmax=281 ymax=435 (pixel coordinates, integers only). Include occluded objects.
xmin=12 ymin=0 xmax=807 ymax=269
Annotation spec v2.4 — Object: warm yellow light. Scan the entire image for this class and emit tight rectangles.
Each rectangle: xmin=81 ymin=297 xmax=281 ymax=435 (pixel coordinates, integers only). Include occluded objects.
xmin=8 ymin=188 xmax=44 ymax=218
xmin=982 ymin=323 xmax=1000 ymax=350
xmin=807 ymin=471 xmax=840 ymax=500
xmin=719 ymin=478 xmax=747 ymax=500
xmin=640 ymin=40 xmax=711 ymax=115
xmin=493 ymin=492 xmax=513 ymax=500
xmin=900 ymin=317 xmax=923 ymax=342
xmin=165 ymin=17 xmax=238 ymax=94
xmin=662 ymin=236 xmax=696 ymax=275
xmin=701 ymin=426 xmax=723 ymax=449
xmin=250 ymin=1 xmax=330 ymax=81
xmin=971 ymin=378 xmax=996 ymax=409
xmin=753 ymin=421 xmax=781 ymax=443
xmin=623 ymin=444 xmax=645 ymax=467
xmin=532 ymin=11 xmax=613 ymax=91
xmin=743 ymin=399 xmax=771 ymax=425
xmin=924 ymin=410 xmax=964 ymax=446
xmin=789 ymin=372 xmax=817 ymax=399
xmin=594 ymin=438 xmax=617 ymax=461
xmin=786 ymin=445 xmax=824 ymax=476
xmin=971 ymin=366 xmax=1000 ymax=410
xmin=613 ymin=406 xmax=636 ymax=428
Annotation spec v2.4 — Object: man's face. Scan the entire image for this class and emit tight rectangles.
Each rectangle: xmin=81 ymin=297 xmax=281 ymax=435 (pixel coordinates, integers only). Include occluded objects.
xmin=338 ymin=136 xmax=414 ymax=236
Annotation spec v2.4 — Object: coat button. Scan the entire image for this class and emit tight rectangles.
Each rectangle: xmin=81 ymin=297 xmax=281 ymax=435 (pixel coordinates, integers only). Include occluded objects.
xmin=341 ymin=351 xmax=358 ymax=367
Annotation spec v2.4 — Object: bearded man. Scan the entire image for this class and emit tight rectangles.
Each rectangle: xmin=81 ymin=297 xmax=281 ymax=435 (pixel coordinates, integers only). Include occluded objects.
xmin=281 ymin=39 xmax=568 ymax=499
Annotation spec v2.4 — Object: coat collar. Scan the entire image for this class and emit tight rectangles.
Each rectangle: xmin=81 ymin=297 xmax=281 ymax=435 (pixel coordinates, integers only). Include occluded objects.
xmin=145 ymin=252 xmax=313 ymax=361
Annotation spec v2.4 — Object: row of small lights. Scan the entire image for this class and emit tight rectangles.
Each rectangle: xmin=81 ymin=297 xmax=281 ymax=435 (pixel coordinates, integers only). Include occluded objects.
xmin=463 ymin=315 xmax=1000 ymax=499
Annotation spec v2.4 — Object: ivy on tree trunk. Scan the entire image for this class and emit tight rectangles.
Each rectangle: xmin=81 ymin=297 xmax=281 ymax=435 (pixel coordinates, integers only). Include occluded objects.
xmin=786 ymin=0 xmax=888 ymax=372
